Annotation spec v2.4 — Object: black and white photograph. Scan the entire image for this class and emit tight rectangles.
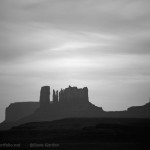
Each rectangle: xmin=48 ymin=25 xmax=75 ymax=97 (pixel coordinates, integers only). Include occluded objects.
xmin=0 ymin=0 xmax=150 ymax=149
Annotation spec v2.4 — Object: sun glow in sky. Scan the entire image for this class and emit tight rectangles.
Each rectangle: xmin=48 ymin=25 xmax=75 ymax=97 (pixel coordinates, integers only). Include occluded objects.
xmin=0 ymin=0 xmax=150 ymax=122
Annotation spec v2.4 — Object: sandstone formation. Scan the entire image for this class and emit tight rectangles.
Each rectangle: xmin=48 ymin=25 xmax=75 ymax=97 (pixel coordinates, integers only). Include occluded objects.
xmin=53 ymin=90 xmax=58 ymax=104
xmin=0 ymin=85 xmax=150 ymax=130
xmin=58 ymin=86 xmax=89 ymax=105
xmin=40 ymin=86 xmax=50 ymax=108
xmin=5 ymin=102 xmax=39 ymax=122
xmin=39 ymin=85 xmax=90 ymax=107
xmin=127 ymin=102 xmax=150 ymax=118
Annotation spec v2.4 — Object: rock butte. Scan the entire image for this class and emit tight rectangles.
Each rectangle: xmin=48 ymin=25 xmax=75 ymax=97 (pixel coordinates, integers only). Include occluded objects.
xmin=0 ymin=85 xmax=150 ymax=130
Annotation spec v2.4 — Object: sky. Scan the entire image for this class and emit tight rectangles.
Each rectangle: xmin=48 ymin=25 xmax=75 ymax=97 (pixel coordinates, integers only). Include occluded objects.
xmin=0 ymin=0 xmax=150 ymax=122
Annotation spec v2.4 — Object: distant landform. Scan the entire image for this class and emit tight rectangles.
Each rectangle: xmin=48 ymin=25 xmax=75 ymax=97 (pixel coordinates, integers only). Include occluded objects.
xmin=0 ymin=85 xmax=150 ymax=130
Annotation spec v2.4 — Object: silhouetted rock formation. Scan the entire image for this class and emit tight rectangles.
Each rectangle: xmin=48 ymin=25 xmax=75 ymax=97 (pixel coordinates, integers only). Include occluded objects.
xmin=0 ymin=85 xmax=150 ymax=130
xmin=53 ymin=90 xmax=58 ymax=104
xmin=31 ymin=86 xmax=102 ymax=122
xmin=127 ymin=102 xmax=150 ymax=118
xmin=40 ymin=86 xmax=50 ymax=108
xmin=58 ymin=86 xmax=89 ymax=105
xmin=5 ymin=102 xmax=39 ymax=122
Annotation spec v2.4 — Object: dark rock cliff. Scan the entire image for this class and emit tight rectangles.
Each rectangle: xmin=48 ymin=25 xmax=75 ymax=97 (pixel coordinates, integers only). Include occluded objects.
xmin=5 ymin=102 xmax=39 ymax=122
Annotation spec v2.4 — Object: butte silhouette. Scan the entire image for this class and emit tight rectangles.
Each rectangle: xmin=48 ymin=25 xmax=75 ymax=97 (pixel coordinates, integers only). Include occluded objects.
xmin=0 ymin=85 xmax=150 ymax=130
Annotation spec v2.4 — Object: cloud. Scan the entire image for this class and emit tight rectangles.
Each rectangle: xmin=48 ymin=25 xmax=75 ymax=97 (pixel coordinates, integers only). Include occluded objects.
xmin=0 ymin=0 xmax=150 ymax=64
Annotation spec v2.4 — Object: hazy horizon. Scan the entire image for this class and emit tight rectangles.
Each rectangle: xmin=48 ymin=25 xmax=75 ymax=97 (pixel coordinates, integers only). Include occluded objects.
xmin=0 ymin=0 xmax=150 ymax=122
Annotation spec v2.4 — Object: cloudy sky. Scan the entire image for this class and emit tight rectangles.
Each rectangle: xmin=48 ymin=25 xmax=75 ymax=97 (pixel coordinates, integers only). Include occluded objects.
xmin=0 ymin=0 xmax=150 ymax=122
